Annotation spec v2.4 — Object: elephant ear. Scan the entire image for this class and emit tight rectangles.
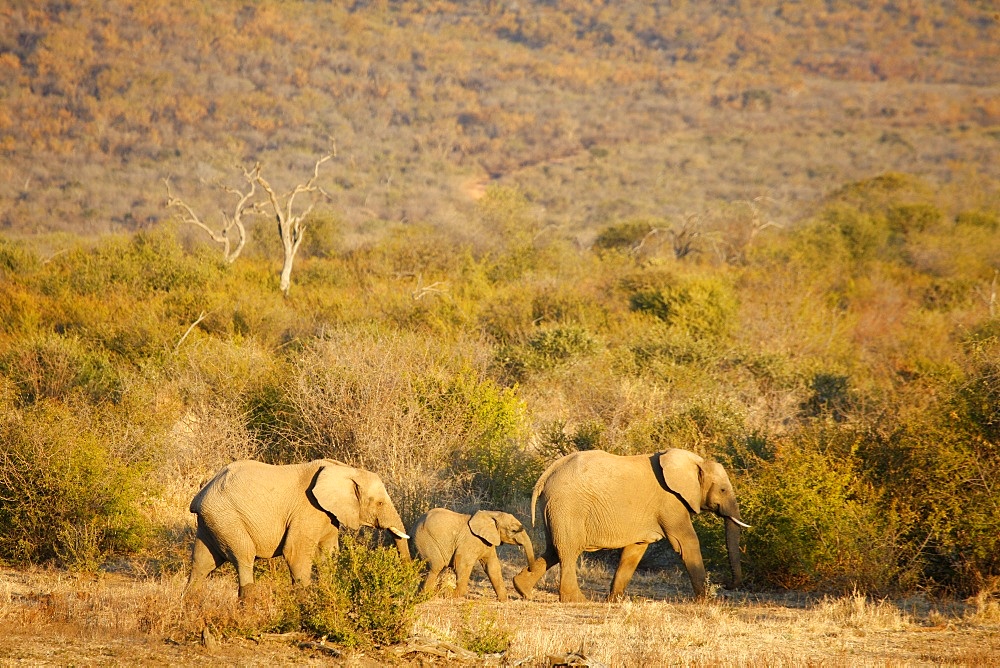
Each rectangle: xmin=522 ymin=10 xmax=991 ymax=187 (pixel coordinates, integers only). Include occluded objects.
xmin=311 ymin=465 xmax=362 ymax=530
xmin=658 ymin=449 xmax=705 ymax=514
xmin=469 ymin=511 xmax=502 ymax=547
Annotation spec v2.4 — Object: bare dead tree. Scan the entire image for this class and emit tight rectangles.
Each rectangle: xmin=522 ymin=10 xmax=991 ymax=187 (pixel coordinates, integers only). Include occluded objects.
xmin=630 ymin=227 xmax=665 ymax=261
xmin=256 ymin=153 xmax=333 ymax=296
xmin=733 ymin=196 xmax=780 ymax=258
xmin=975 ymin=269 xmax=998 ymax=318
xmin=670 ymin=214 xmax=704 ymax=260
xmin=164 ymin=164 xmax=261 ymax=264
xmin=709 ymin=196 xmax=781 ymax=264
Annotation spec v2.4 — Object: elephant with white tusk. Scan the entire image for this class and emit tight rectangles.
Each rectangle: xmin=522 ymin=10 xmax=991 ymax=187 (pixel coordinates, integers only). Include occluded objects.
xmin=185 ymin=459 xmax=410 ymax=599
xmin=512 ymin=448 xmax=748 ymax=602
xmin=412 ymin=508 xmax=535 ymax=602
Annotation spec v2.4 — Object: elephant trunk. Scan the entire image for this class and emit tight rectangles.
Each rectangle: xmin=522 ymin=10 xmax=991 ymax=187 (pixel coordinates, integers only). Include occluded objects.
xmin=392 ymin=534 xmax=412 ymax=562
xmin=724 ymin=516 xmax=743 ymax=588
xmin=379 ymin=506 xmax=412 ymax=562
xmin=515 ymin=530 xmax=536 ymax=568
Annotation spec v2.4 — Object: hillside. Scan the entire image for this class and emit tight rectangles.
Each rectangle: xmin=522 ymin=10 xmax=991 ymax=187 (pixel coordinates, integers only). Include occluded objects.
xmin=1 ymin=0 xmax=998 ymax=237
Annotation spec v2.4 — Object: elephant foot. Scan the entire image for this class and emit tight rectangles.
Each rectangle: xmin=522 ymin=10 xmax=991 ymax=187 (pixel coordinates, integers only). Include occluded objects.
xmin=558 ymin=589 xmax=588 ymax=603
xmin=512 ymin=571 xmax=533 ymax=600
xmin=237 ymin=582 xmax=258 ymax=602
xmin=607 ymin=591 xmax=628 ymax=603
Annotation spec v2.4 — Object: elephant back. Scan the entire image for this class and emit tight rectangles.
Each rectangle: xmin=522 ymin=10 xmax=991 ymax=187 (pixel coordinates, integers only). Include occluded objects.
xmin=189 ymin=463 xmax=235 ymax=514
xmin=530 ymin=452 xmax=592 ymax=527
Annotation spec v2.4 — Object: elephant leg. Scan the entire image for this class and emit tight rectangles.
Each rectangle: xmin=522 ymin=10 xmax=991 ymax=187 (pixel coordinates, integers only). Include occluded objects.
xmin=671 ymin=527 xmax=707 ymax=599
xmin=317 ymin=531 xmax=340 ymax=559
xmin=183 ymin=534 xmax=224 ymax=599
xmin=235 ymin=559 xmax=257 ymax=600
xmin=482 ymin=551 xmax=508 ymax=602
xmin=555 ymin=548 xmax=587 ymax=603
xmin=284 ymin=550 xmax=315 ymax=587
xmin=453 ymin=554 xmax=476 ymax=598
xmin=608 ymin=543 xmax=649 ymax=602
xmin=422 ymin=563 xmax=444 ymax=595
xmin=230 ymin=541 xmax=258 ymax=600
xmin=513 ymin=543 xmax=558 ymax=600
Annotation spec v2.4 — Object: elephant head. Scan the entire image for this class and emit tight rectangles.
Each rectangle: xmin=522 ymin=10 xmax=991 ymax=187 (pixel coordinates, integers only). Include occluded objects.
xmin=311 ymin=464 xmax=411 ymax=559
xmin=659 ymin=449 xmax=749 ymax=587
xmin=469 ymin=510 xmax=536 ymax=566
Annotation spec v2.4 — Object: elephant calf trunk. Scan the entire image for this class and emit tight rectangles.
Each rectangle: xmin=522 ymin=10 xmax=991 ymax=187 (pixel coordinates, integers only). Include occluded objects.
xmin=517 ymin=531 xmax=536 ymax=568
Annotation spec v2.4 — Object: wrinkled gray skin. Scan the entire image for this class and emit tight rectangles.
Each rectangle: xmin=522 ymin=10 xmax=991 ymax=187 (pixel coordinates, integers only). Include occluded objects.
xmin=185 ymin=459 xmax=410 ymax=599
xmin=412 ymin=508 xmax=535 ymax=602
xmin=513 ymin=448 xmax=746 ymax=602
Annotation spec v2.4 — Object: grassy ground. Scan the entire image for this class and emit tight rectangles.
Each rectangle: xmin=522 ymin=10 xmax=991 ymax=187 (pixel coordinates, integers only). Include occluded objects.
xmin=2 ymin=555 xmax=998 ymax=667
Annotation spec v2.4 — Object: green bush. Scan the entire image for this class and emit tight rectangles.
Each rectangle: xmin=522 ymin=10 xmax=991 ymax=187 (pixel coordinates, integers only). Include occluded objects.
xmin=856 ymin=337 xmax=1000 ymax=592
xmin=626 ymin=274 xmax=737 ymax=338
xmin=955 ymin=209 xmax=999 ymax=231
xmin=651 ymin=397 xmax=749 ymax=453
xmin=42 ymin=229 xmax=219 ymax=298
xmin=827 ymin=173 xmax=933 ymax=213
xmin=426 ymin=369 xmax=540 ymax=505
xmin=886 ymin=203 xmax=943 ymax=234
xmin=539 ymin=419 xmax=605 ymax=459
xmin=0 ymin=401 xmax=152 ymax=569
xmin=593 ymin=220 xmax=654 ymax=253
xmin=497 ymin=325 xmax=598 ymax=379
xmin=1 ymin=334 xmax=123 ymax=405
xmin=293 ymin=534 xmax=427 ymax=647
xmin=526 ymin=325 xmax=598 ymax=366
xmin=817 ymin=204 xmax=895 ymax=266
xmin=801 ymin=372 xmax=852 ymax=420
xmin=0 ymin=236 xmax=39 ymax=276
xmin=735 ymin=427 xmax=911 ymax=593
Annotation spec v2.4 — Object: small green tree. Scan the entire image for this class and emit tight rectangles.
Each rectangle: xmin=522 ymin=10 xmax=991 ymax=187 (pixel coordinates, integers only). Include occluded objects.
xmin=294 ymin=534 xmax=426 ymax=646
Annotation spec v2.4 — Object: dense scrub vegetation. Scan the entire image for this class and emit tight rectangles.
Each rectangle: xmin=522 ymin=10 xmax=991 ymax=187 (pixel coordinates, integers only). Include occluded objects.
xmin=1 ymin=173 xmax=998 ymax=597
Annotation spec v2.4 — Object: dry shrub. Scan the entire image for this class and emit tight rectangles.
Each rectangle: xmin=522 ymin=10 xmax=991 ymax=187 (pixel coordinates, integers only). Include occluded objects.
xmin=527 ymin=360 xmax=670 ymax=457
xmin=966 ymin=580 xmax=1000 ymax=624
xmin=156 ymin=336 xmax=278 ymax=506
xmin=278 ymin=329 xmax=497 ymax=523
xmin=814 ymin=590 xmax=912 ymax=631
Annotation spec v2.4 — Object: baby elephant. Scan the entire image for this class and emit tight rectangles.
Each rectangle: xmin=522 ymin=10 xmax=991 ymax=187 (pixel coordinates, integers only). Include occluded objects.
xmin=412 ymin=508 xmax=535 ymax=602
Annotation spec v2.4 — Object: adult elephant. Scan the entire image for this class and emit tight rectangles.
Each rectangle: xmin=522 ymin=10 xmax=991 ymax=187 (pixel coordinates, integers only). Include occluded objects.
xmin=185 ymin=459 xmax=410 ymax=598
xmin=412 ymin=508 xmax=535 ymax=602
xmin=512 ymin=448 xmax=748 ymax=602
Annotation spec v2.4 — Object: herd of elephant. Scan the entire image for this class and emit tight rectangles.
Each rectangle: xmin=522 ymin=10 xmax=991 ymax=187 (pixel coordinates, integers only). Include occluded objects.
xmin=185 ymin=448 xmax=749 ymax=603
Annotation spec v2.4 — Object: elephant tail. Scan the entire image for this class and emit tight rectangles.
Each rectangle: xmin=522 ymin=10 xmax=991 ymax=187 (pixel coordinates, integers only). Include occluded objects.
xmin=530 ymin=456 xmax=564 ymax=528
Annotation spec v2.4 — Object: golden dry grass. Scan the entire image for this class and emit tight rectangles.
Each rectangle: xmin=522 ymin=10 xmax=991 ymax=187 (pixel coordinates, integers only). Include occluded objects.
xmin=2 ymin=554 xmax=998 ymax=667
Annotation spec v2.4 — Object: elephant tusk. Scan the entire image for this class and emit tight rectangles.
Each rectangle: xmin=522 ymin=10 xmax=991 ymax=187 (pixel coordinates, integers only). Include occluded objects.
xmin=389 ymin=527 xmax=410 ymax=540
xmin=729 ymin=517 xmax=752 ymax=529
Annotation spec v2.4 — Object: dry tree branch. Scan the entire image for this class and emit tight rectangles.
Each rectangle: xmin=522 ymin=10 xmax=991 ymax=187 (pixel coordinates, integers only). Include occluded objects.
xmin=631 ymin=227 xmax=664 ymax=258
xmin=163 ymin=164 xmax=261 ymax=263
xmin=974 ymin=269 xmax=998 ymax=317
xmin=412 ymin=278 xmax=448 ymax=301
xmin=255 ymin=151 xmax=335 ymax=296
xmin=174 ymin=311 xmax=208 ymax=353
xmin=670 ymin=214 xmax=704 ymax=260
